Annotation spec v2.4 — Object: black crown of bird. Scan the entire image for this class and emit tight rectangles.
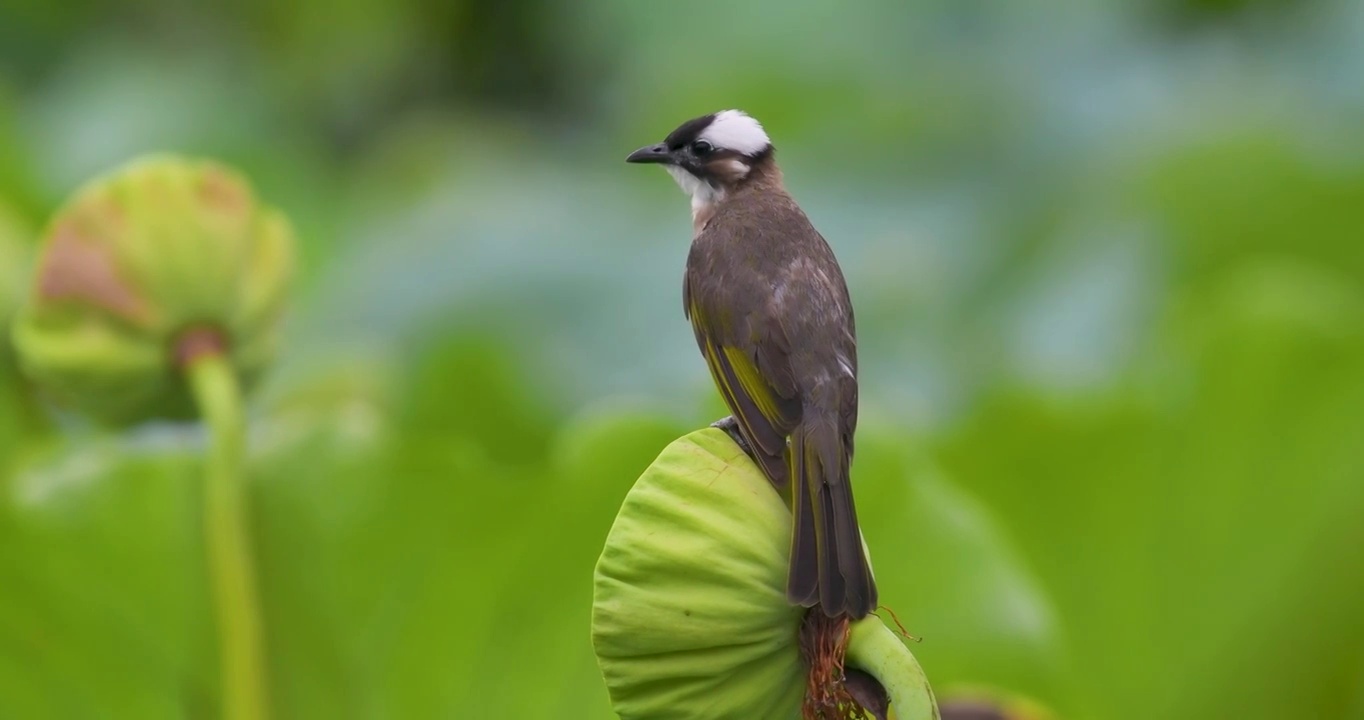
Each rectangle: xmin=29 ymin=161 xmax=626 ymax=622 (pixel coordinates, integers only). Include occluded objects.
xmin=628 ymin=109 xmax=878 ymax=620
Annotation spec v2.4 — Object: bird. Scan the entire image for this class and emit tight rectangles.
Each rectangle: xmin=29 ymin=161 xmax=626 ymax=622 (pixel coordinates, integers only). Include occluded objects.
xmin=626 ymin=109 xmax=877 ymax=620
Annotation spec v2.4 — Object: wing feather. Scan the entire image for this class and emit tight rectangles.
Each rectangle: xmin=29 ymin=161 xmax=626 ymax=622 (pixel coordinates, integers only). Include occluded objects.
xmin=686 ymin=289 xmax=800 ymax=489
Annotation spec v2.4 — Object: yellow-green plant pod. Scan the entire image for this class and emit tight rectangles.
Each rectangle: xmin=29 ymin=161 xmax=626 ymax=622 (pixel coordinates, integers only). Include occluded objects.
xmin=11 ymin=155 xmax=295 ymax=425
xmin=593 ymin=427 xmax=938 ymax=720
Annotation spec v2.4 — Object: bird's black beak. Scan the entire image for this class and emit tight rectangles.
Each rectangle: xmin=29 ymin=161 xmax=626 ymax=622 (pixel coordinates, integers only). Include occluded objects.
xmin=626 ymin=142 xmax=672 ymax=165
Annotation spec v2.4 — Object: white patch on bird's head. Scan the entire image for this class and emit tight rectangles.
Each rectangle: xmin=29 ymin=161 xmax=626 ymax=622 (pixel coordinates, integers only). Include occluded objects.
xmin=700 ymin=110 xmax=771 ymax=157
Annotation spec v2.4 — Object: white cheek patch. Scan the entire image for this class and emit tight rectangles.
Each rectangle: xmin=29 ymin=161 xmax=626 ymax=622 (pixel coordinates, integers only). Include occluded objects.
xmin=700 ymin=110 xmax=770 ymax=157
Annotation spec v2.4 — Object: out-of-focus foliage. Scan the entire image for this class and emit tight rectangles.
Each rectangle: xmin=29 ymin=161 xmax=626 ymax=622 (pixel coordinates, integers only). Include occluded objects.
xmin=0 ymin=0 xmax=1361 ymax=718
xmin=0 ymin=199 xmax=38 ymax=459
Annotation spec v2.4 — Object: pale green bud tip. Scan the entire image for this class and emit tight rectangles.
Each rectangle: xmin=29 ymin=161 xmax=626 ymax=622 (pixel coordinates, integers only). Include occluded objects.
xmin=11 ymin=154 xmax=296 ymax=424
xmin=592 ymin=427 xmax=938 ymax=719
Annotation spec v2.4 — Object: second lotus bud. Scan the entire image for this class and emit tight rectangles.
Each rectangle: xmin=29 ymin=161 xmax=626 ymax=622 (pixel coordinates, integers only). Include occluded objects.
xmin=11 ymin=155 xmax=296 ymax=424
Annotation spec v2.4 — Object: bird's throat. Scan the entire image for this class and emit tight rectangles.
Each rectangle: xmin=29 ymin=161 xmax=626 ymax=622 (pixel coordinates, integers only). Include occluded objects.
xmin=691 ymin=196 xmax=719 ymax=235
xmin=665 ymin=166 xmax=724 ymax=235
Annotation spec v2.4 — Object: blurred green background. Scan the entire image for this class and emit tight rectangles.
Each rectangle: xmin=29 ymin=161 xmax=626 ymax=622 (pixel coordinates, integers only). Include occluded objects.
xmin=2 ymin=0 xmax=1363 ymax=718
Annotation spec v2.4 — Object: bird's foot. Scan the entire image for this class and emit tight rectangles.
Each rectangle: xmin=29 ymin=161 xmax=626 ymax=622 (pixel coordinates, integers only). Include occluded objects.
xmin=710 ymin=415 xmax=756 ymax=461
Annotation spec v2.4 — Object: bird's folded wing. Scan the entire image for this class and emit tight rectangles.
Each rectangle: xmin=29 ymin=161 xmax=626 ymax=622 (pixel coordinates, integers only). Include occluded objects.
xmin=687 ymin=297 xmax=800 ymax=486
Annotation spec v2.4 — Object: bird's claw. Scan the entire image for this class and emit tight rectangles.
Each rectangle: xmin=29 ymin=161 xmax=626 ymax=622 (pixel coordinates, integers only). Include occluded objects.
xmin=710 ymin=415 xmax=756 ymax=461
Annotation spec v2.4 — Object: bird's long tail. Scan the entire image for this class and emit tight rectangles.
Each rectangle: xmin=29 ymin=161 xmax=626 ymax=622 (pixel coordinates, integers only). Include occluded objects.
xmin=786 ymin=414 xmax=877 ymax=619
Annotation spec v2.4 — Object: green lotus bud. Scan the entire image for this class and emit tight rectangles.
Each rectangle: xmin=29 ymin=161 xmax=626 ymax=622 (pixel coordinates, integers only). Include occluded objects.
xmin=11 ymin=155 xmax=295 ymax=425
xmin=593 ymin=427 xmax=938 ymax=720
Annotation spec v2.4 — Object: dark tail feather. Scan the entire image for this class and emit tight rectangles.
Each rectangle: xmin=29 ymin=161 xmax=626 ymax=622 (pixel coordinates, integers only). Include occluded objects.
xmin=787 ymin=430 xmax=820 ymax=607
xmin=785 ymin=419 xmax=877 ymax=619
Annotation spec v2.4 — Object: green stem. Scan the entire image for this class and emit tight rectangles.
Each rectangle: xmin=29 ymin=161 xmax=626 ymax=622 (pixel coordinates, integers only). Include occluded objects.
xmin=846 ymin=615 xmax=939 ymax=720
xmin=187 ymin=352 xmax=269 ymax=720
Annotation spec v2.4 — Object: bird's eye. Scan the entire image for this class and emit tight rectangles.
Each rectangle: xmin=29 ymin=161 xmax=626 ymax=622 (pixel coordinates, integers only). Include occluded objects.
xmin=691 ymin=140 xmax=713 ymax=156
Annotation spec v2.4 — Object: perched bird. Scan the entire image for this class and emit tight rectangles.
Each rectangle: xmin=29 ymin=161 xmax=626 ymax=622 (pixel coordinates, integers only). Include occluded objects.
xmin=626 ymin=110 xmax=877 ymax=619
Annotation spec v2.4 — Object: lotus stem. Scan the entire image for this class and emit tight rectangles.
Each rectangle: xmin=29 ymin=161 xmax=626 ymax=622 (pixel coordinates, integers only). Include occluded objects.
xmin=186 ymin=342 xmax=269 ymax=720
xmin=846 ymin=615 xmax=939 ymax=720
